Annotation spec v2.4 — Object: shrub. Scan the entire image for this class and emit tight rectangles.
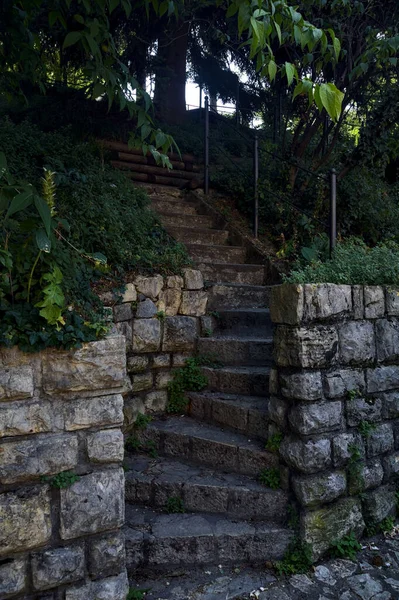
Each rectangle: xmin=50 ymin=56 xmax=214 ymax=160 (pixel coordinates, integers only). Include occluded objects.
xmin=285 ymin=238 xmax=399 ymax=285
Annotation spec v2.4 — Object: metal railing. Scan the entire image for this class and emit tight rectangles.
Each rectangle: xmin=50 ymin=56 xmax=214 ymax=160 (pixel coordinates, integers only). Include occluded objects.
xmin=202 ymin=95 xmax=337 ymax=254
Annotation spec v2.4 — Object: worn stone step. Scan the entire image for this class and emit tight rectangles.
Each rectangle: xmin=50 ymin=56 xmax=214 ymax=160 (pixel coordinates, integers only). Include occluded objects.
xmin=158 ymin=212 xmax=215 ymax=229
xmin=208 ymin=283 xmax=273 ymax=309
xmin=167 ymin=226 xmax=229 ymax=246
xmin=111 ymin=160 xmax=200 ymax=181
xmin=125 ymin=171 xmax=192 ymax=187
xmin=186 ymin=244 xmax=247 ymax=264
xmin=134 ymin=416 xmax=278 ymax=476
xmin=198 ymin=336 xmax=273 ymax=366
xmin=136 ymin=183 xmax=183 ymax=197
xmin=198 ymin=263 xmax=266 ymax=285
xmin=202 ymin=365 xmax=270 ymax=396
xmin=150 ymin=198 xmax=198 ymax=215
xmin=213 ymin=309 xmax=273 ymax=337
xmin=125 ymin=506 xmax=292 ymax=570
xmin=125 ymin=455 xmax=287 ymax=522
xmin=188 ymin=392 xmax=270 ymax=439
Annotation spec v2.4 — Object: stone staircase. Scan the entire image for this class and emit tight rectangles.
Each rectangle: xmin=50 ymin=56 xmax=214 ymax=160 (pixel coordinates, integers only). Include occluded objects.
xmin=119 ymin=180 xmax=292 ymax=572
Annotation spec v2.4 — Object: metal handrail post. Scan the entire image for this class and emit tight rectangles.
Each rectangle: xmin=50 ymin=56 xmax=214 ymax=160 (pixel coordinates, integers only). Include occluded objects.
xmin=329 ymin=168 xmax=337 ymax=257
xmin=253 ymin=134 xmax=259 ymax=238
xmin=204 ymin=95 xmax=209 ymax=195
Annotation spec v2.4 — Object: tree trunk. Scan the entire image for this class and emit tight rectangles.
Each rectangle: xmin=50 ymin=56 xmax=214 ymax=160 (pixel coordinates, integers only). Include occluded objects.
xmin=154 ymin=20 xmax=189 ymax=124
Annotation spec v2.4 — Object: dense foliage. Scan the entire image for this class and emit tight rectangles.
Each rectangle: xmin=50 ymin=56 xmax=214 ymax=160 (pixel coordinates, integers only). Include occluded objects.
xmin=0 ymin=118 xmax=189 ymax=351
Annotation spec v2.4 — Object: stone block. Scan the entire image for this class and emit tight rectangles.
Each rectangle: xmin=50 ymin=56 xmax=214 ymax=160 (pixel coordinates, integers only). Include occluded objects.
xmin=113 ymin=303 xmax=133 ymax=322
xmin=0 ymin=486 xmax=51 ymax=556
xmin=0 ymin=365 xmax=34 ymax=402
xmin=114 ymin=321 xmax=132 ymax=350
xmin=364 ymin=286 xmax=385 ymax=319
xmin=136 ymin=298 xmax=158 ymax=318
xmin=134 ymin=274 xmax=163 ymax=299
xmin=173 ymin=353 xmax=190 ymax=367
xmin=348 ymin=459 xmax=384 ymax=495
xmin=303 ymin=284 xmax=352 ymax=321
xmin=376 ymin=318 xmax=399 ymax=362
xmin=131 ymin=372 xmax=153 ymax=392
xmin=64 ymin=394 xmax=123 ymax=431
xmin=158 ymin=289 xmax=182 ymax=316
xmin=0 ymin=557 xmax=26 ymax=598
xmin=121 ymin=282 xmax=137 ymax=303
xmin=152 ymin=354 xmax=171 ymax=368
xmin=270 ymin=284 xmax=304 ymax=325
xmin=182 ymin=268 xmax=204 ymax=290
xmin=274 ymin=325 xmax=338 ymax=368
xmin=0 ymin=399 xmax=58 ymax=438
xmin=268 ymin=368 xmax=279 ymax=395
xmin=163 ymin=316 xmax=198 ymax=351
xmin=31 ymin=545 xmax=85 ymax=590
xmin=127 ymin=355 xmax=149 ymax=373
xmin=289 ymin=401 xmax=342 ymax=435
xmin=155 ymin=371 xmax=174 ymax=389
xmin=382 ymin=391 xmax=399 ymax=418
xmin=338 ymin=321 xmax=375 ymax=365
xmin=367 ymin=365 xmax=399 ymax=393
xmin=301 ymin=497 xmax=364 ymax=559
xmin=65 ymin=572 xmax=129 ymax=600
xmin=125 ymin=528 xmax=145 ymax=570
xmin=293 ymin=471 xmax=346 ymax=507
xmin=179 ymin=290 xmax=208 ymax=316
xmin=367 ymin=423 xmax=394 ymax=457
xmin=60 ymin=469 xmax=125 ymax=539
xmin=89 ymin=532 xmax=126 ymax=579
xmin=132 ymin=319 xmax=161 ymax=353
xmin=280 ymin=437 xmax=331 ymax=474
xmin=42 ymin=335 xmax=126 ymax=395
xmin=324 ymin=368 xmax=366 ymax=399
xmin=0 ymin=433 xmax=78 ymax=484
xmin=332 ymin=433 xmax=365 ymax=467
xmin=144 ymin=390 xmax=168 ymax=412
xmin=87 ymin=429 xmax=124 ymax=463
xmin=346 ymin=397 xmax=382 ymax=426
xmin=362 ymin=485 xmax=396 ymax=523
xmin=382 ymin=452 xmax=399 ymax=479
xmin=268 ymin=396 xmax=289 ymax=427
xmin=166 ymin=275 xmax=184 ymax=289
xmin=352 ymin=285 xmax=364 ymax=319
xmin=386 ymin=287 xmax=399 ymax=315
xmin=280 ymin=371 xmax=323 ymax=401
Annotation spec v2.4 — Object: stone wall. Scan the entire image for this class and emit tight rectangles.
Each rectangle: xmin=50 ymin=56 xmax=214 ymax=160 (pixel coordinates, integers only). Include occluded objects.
xmin=270 ymin=284 xmax=399 ymax=559
xmin=0 ymin=335 xmax=128 ymax=599
xmin=105 ymin=269 xmax=210 ymax=425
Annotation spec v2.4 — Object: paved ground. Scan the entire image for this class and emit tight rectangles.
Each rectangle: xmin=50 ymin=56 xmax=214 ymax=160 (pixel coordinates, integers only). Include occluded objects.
xmin=129 ymin=529 xmax=399 ymax=600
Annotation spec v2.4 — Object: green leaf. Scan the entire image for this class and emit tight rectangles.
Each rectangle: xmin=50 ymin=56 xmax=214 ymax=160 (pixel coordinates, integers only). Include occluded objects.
xmin=92 ymin=82 xmax=105 ymax=98
xmin=0 ymin=152 xmax=7 ymax=179
xmin=333 ymin=37 xmax=341 ymax=60
xmin=6 ymin=190 xmax=33 ymax=217
xmin=226 ymin=2 xmax=238 ymax=18
xmin=34 ymin=195 xmax=52 ymax=236
xmin=314 ymin=84 xmax=323 ymax=112
xmin=274 ymin=20 xmax=282 ymax=44
xmin=268 ymin=60 xmax=277 ymax=81
xmin=35 ymin=229 xmax=51 ymax=253
xmin=63 ymin=31 xmax=82 ymax=49
xmin=92 ymin=252 xmax=107 ymax=264
xmin=74 ymin=14 xmax=85 ymax=24
xmin=285 ymin=62 xmax=295 ymax=86
xmin=319 ymin=82 xmax=344 ymax=121
xmin=250 ymin=16 xmax=260 ymax=41
xmin=293 ymin=81 xmax=303 ymax=101
xmin=49 ymin=11 xmax=60 ymax=27
xmin=109 ymin=0 xmax=119 ymax=13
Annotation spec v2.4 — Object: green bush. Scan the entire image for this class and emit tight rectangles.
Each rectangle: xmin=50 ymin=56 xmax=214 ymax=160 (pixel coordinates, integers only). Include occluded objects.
xmin=285 ymin=238 xmax=399 ymax=285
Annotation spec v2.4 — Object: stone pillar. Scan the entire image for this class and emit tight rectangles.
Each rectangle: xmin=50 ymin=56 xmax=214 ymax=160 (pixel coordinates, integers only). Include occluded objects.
xmin=270 ymin=284 xmax=399 ymax=559
xmin=0 ymin=335 xmax=128 ymax=599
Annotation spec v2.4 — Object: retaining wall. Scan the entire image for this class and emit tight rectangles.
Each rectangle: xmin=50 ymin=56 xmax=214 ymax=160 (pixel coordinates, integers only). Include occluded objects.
xmin=270 ymin=284 xmax=399 ymax=558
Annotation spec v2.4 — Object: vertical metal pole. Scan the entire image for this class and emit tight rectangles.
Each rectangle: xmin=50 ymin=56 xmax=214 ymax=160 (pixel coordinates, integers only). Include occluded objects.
xmin=199 ymin=85 xmax=202 ymax=110
xmin=236 ymin=78 xmax=240 ymax=127
xmin=329 ymin=168 xmax=337 ymax=257
xmin=254 ymin=134 xmax=259 ymax=238
xmin=204 ymin=95 xmax=209 ymax=195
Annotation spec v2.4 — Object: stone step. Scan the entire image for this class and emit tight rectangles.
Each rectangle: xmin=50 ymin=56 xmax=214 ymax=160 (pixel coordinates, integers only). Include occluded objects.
xmin=198 ymin=336 xmax=273 ymax=366
xmin=158 ymin=212 xmax=215 ymax=229
xmin=136 ymin=183 xmax=183 ymax=197
xmin=214 ymin=308 xmax=273 ymax=337
xmin=150 ymin=198 xmax=198 ymax=215
xmin=198 ymin=262 xmax=266 ymax=285
xmin=186 ymin=244 xmax=247 ymax=264
xmin=208 ymin=283 xmax=273 ymax=309
xmin=188 ymin=392 xmax=270 ymax=439
xmin=167 ymin=226 xmax=229 ymax=246
xmin=125 ymin=506 xmax=292 ymax=570
xmin=202 ymin=365 xmax=270 ymax=396
xmin=111 ymin=160 xmax=200 ymax=181
xmin=125 ymin=455 xmax=287 ymax=522
xmin=133 ymin=415 xmax=278 ymax=476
